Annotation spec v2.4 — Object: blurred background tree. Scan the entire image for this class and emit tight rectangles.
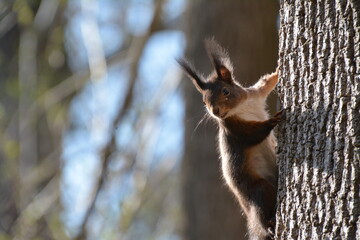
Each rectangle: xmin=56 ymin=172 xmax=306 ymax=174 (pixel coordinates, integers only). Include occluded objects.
xmin=0 ymin=1 xmax=278 ymax=240
xmin=0 ymin=0 xmax=71 ymax=239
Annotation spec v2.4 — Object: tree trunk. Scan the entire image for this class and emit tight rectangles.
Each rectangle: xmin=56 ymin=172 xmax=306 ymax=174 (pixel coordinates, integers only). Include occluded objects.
xmin=182 ymin=1 xmax=279 ymax=239
xmin=276 ymin=1 xmax=360 ymax=239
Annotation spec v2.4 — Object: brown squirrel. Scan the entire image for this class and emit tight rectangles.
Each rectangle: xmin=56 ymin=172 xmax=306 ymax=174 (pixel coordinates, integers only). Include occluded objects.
xmin=178 ymin=39 xmax=283 ymax=240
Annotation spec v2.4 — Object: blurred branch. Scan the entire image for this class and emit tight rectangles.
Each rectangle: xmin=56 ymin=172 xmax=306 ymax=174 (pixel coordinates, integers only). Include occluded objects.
xmin=18 ymin=27 xmax=38 ymax=210
xmin=117 ymin=68 xmax=182 ymax=235
xmin=0 ymin=10 xmax=16 ymax=39
xmin=133 ymin=66 xmax=182 ymax=138
xmin=45 ymin=208 xmax=71 ymax=240
xmin=111 ymin=66 xmax=182 ymax=179
xmin=7 ymin=148 xmax=62 ymax=239
xmin=22 ymin=149 xmax=61 ymax=191
xmin=33 ymin=0 xmax=59 ymax=32
xmin=3 ymin=49 xmax=129 ymax=147
xmin=80 ymin=0 xmax=108 ymax=82
xmin=74 ymin=0 xmax=166 ymax=239
xmin=95 ymin=67 xmax=182 ymax=238
xmin=9 ymin=147 xmax=61 ymax=239
xmin=121 ymin=159 xmax=177 ymax=238
xmin=0 ymin=2 xmax=12 ymax=20
xmin=12 ymin=175 xmax=60 ymax=240
xmin=38 ymin=50 xmax=128 ymax=112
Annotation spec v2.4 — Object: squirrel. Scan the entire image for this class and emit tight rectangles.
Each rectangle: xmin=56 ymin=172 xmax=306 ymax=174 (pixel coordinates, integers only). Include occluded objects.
xmin=177 ymin=39 xmax=283 ymax=240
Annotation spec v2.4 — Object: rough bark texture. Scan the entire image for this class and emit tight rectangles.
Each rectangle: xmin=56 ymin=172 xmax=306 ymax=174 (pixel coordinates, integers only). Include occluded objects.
xmin=182 ymin=1 xmax=279 ymax=239
xmin=277 ymin=1 xmax=360 ymax=239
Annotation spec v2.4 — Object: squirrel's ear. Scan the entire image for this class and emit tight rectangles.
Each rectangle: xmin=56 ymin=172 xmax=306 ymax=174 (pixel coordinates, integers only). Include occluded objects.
xmin=205 ymin=38 xmax=233 ymax=83
xmin=177 ymin=58 xmax=206 ymax=92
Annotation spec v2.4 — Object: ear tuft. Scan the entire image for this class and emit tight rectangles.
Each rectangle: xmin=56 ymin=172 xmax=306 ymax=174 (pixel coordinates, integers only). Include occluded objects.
xmin=176 ymin=58 xmax=206 ymax=92
xmin=204 ymin=38 xmax=234 ymax=83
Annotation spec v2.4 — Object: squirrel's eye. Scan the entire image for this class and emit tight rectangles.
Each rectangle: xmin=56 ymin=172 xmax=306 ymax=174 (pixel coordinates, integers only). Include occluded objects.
xmin=222 ymin=87 xmax=230 ymax=96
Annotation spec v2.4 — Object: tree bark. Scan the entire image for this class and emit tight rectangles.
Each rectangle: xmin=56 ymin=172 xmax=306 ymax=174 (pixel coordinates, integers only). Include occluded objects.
xmin=277 ymin=1 xmax=360 ymax=239
xmin=182 ymin=1 xmax=279 ymax=239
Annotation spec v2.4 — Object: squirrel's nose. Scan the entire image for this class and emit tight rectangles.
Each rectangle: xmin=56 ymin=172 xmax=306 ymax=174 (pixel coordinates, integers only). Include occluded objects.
xmin=213 ymin=107 xmax=220 ymax=116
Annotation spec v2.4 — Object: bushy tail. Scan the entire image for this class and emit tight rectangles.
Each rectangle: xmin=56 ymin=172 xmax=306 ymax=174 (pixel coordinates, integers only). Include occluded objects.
xmin=247 ymin=206 xmax=273 ymax=240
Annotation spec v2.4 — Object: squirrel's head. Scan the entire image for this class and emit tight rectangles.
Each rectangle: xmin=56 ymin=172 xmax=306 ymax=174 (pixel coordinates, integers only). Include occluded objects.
xmin=178 ymin=39 xmax=246 ymax=120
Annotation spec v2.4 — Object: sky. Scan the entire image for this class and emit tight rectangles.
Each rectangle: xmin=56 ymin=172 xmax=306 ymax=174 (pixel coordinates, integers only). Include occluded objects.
xmin=60 ymin=0 xmax=186 ymax=239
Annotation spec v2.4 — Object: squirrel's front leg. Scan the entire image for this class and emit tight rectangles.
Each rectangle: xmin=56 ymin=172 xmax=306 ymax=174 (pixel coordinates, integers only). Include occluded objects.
xmin=227 ymin=110 xmax=284 ymax=146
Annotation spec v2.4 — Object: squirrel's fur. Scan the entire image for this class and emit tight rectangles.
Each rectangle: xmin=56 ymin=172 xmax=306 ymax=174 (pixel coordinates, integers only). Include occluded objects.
xmin=178 ymin=39 xmax=283 ymax=240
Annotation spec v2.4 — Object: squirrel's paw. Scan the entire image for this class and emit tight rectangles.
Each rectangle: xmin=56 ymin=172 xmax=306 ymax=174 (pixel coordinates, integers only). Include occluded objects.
xmin=268 ymin=109 xmax=285 ymax=126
